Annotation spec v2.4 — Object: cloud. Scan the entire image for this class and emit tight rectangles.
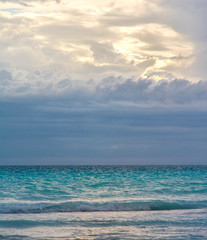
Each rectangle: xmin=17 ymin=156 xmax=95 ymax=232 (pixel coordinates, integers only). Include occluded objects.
xmin=96 ymin=78 xmax=207 ymax=105
xmin=0 ymin=68 xmax=206 ymax=107
xmin=89 ymin=42 xmax=125 ymax=64
xmin=1 ymin=0 xmax=206 ymax=82
xmin=0 ymin=0 xmax=61 ymax=4
xmin=1 ymin=100 xmax=207 ymax=164
xmin=0 ymin=69 xmax=12 ymax=80
xmin=0 ymin=0 xmax=207 ymax=165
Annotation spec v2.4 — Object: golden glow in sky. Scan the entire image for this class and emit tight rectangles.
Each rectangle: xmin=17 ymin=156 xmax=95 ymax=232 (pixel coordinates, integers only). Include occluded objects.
xmin=0 ymin=0 xmax=206 ymax=84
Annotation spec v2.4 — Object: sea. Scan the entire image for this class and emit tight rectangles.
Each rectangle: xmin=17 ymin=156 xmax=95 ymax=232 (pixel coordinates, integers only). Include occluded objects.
xmin=0 ymin=165 xmax=207 ymax=240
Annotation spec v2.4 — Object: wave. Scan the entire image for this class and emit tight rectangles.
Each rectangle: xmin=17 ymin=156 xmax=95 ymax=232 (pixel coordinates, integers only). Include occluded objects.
xmin=1 ymin=200 xmax=207 ymax=214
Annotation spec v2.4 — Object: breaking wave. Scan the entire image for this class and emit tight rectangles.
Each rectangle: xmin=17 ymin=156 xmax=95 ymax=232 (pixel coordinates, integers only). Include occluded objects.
xmin=1 ymin=200 xmax=207 ymax=214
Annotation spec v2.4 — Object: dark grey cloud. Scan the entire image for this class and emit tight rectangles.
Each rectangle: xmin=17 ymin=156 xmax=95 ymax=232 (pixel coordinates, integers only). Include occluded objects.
xmin=1 ymin=69 xmax=207 ymax=105
xmin=1 ymin=71 xmax=206 ymax=165
xmin=1 ymin=100 xmax=207 ymax=165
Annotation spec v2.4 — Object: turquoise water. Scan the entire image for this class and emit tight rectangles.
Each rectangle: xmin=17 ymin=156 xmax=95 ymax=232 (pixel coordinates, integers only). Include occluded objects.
xmin=0 ymin=166 xmax=207 ymax=239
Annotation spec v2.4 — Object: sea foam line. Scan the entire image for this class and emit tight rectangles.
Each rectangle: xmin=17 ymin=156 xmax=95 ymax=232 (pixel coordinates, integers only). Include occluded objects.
xmin=1 ymin=200 xmax=207 ymax=214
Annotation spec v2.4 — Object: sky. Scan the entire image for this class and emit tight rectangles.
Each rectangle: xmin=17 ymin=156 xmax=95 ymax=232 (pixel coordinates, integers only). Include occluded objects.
xmin=0 ymin=0 xmax=207 ymax=165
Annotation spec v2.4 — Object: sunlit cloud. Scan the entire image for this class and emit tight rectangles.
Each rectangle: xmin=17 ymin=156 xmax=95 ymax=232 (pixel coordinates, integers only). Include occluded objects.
xmin=1 ymin=0 xmax=206 ymax=84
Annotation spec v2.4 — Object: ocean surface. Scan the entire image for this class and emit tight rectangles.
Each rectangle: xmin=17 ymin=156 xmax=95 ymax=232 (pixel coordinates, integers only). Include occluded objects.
xmin=0 ymin=165 xmax=207 ymax=239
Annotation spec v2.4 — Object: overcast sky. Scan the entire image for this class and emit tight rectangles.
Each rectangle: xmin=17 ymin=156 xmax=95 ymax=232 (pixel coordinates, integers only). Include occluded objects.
xmin=0 ymin=0 xmax=207 ymax=165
